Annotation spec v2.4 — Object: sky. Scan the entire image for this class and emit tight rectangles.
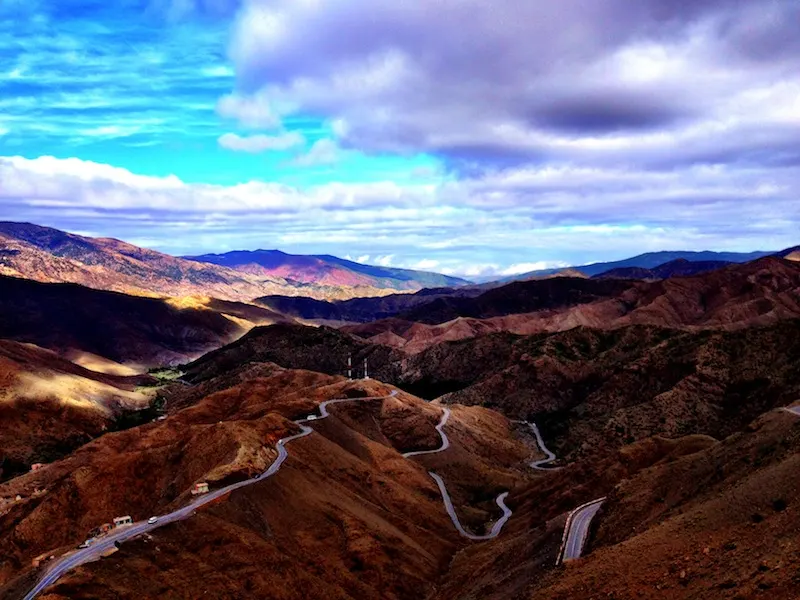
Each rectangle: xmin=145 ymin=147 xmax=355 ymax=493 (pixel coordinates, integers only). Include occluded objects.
xmin=0 ymin=0 xmax=798 ymax=278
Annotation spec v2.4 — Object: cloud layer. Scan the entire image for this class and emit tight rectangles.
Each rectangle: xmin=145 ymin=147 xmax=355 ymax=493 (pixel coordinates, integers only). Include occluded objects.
xmin=228 ymin=0 xmax=800 ymax=170
xmin=2 ymin=154 xmax=797 ymax=276
xmin=1 ymin=0 xmax=798 ymax=276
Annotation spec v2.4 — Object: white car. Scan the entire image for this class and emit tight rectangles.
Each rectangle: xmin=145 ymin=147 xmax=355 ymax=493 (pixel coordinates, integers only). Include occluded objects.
xmin=147 ymin=516 xmax=159 ymax=525
xmin=78 ymin=539 xmax=94 ymax=549
xmin=306 ymin=415 xmax=318 ymax=421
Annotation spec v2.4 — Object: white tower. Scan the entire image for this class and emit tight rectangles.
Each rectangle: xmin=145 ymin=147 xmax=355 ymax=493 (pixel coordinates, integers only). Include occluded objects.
xmin=363 ymin=358 xmax=369 ymax=380
xmin=348 ymin=354 xmax=352 ymax=380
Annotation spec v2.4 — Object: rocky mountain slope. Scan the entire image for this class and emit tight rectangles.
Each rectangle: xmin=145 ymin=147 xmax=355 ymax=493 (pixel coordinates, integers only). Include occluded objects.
xmin=182 ymin=323 xmax=405 ymax=385
xmin=187 ymin=249 xmax=469 ymax=291
xmin=528 ymin=408 xmax=800 ymax=599
xmin=404 ymin=320 xmax=800 ymax=459
xmin=343 ymin=257 xmax=800 ymax=353
xmin=2 ymin=245 xmax=800 ymax=600
xmin=257 ymin=276 xmax=629 ymax=327
xmin=0 ymin=274 xmax=288 ymax=366
xmin=254 ymin=285 xmax=487 ymax=325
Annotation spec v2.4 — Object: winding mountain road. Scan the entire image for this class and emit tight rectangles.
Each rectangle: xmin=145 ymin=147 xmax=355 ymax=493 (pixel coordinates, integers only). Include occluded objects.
xmin=402 ymin=406 xmax=451 ymax=457
xmin=429 ymin=472 xmax=512 ymax=540
xmin=22 ymin=390 xmax=517 ymax=598
xmin=781 ymin=405 xmax=800 ymax=417
xmin=518 ymin=420 xmax=560 ymax=470
xmin=557 ymin=497 xmax=606 ymax=564
xmin=402 ymin=405 xmax=513 ymax=540
xmin=22 ymin=391 xmax=394 ymax=600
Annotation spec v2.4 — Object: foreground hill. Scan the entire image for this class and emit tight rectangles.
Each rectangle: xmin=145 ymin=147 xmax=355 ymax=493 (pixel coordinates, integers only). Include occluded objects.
xmin=0 ymin=369 xmax=531 ymax=599
xmin=0 ymin=222 xmax=434 ymax=301
xmin=528 ymin=408 xmax=800 ymax=599
xmin=0 ymin=275 xmax=287 ymax=366
xmin=187 ymin=249 xmax=469 ymax=291
xmin=5 ymin=354 xmax=798 ymax=599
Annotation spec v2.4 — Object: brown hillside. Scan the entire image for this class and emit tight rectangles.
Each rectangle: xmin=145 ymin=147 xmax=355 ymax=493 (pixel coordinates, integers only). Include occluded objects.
xmin=528 ymin=409 xmax=800 ymax=599
xmin=0 ymin=367 xmax=532 ymax=599
xmin=0 ymin=275 xmax=272 ymax=366
xmin=398 ymin=319 xmax=800 ymax=465
xmin=345 ymin=257 xmax=800 ymax=353
xmin=0 ymin=340 xmax=152 ymax=481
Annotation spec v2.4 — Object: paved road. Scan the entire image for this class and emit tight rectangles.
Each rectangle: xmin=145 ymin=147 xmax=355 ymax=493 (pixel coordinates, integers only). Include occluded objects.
xmin=429 ymin=472 xmax=512 ymax=540
xmin=518 ymin=421 xmax=560 ymax=470
xmin=558 ymin=497 xmax=605 ymax=563
xmin=781 ymin=405 xmax=800 ymax=417
xmin=22 ymin=391 xmax=396 ymax=600
xmin=402 ymin=407 xmax=451 ymax=457
xmin=402 ymin=405 xmax=513 ymax=540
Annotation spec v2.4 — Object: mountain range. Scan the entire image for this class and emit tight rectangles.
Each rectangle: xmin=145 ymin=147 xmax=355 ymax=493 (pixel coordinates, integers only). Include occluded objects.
xmin=0 ymin=222 xmax=465 ymax=302
xmin=500 ymin=249 xmax=775 ymax=281
xmin=3 ymin=222 xmax=800 ymax=600
xmin=185 ymin=249 xmax=468 ymax=290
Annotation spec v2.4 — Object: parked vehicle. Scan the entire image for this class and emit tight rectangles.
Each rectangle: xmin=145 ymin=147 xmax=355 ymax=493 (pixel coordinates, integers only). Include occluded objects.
xmin=78 ymin=539 xmax=94 ymax=549
xmin=148 ymin=516 xmax=158 ymax=524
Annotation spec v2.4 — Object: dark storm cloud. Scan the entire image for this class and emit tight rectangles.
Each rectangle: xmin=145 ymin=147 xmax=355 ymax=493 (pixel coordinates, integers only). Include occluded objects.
xmin=530 ymin=91 xmax=696 ymax=134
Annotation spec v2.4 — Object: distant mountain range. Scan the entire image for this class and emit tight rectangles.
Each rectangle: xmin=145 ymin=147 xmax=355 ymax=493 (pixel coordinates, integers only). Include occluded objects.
xmin=591 ymin=258 xmax=735 ymax=280
xmin=501 ymin=249 xmax=775 ymax=281
xmin=184 ymin=249 xmax=468 ymax=291
xmin=0 ymin=222 xmax=466 ymax=301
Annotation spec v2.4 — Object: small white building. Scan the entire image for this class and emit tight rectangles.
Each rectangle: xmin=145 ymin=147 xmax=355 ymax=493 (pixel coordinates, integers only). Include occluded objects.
xmin=191 ymin=482 xmax=209 ymax=495
xmin=113 ymin=515 xmax=133 ymax=528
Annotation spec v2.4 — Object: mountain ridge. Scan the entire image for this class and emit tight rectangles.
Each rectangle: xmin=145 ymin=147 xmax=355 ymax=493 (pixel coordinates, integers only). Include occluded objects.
xmin=0 ymin=222 xmax=462 ymax=301
xmin=499 ymin=249 xmax=774 ymax=282
xmin=185 ymin=248 xmax=469 ymax=291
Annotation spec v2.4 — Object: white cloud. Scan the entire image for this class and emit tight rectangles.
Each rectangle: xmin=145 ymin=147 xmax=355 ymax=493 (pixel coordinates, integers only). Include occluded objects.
xmin=374 ymin=254 xmax=394 ymax=267
xmin=293 ymin=139 xmax=342 ymax=166
xmin=218 ymin=131 xmax=305 ymax=153
xmin=202 ymin=65 xmax=234 ymax=78
xmin=412 ymin=258 xmax=439 ymax=270
xmin=1 ymin=154 xmax=798 ymax=270
xmin=461 ymin=264 xmax=500 ymax=278
xmin=217 ymin=91 xmax=281 ymax=129
xmin=500 ymin=261 xmax=569 ymax=276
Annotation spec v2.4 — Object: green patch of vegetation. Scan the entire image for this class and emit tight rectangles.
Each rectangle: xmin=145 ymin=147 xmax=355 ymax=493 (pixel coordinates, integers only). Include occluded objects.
xmin=148 ymin=367 xmax=184 ymax=381
xmin=111 ymin=392 xmax=167 ymax=432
